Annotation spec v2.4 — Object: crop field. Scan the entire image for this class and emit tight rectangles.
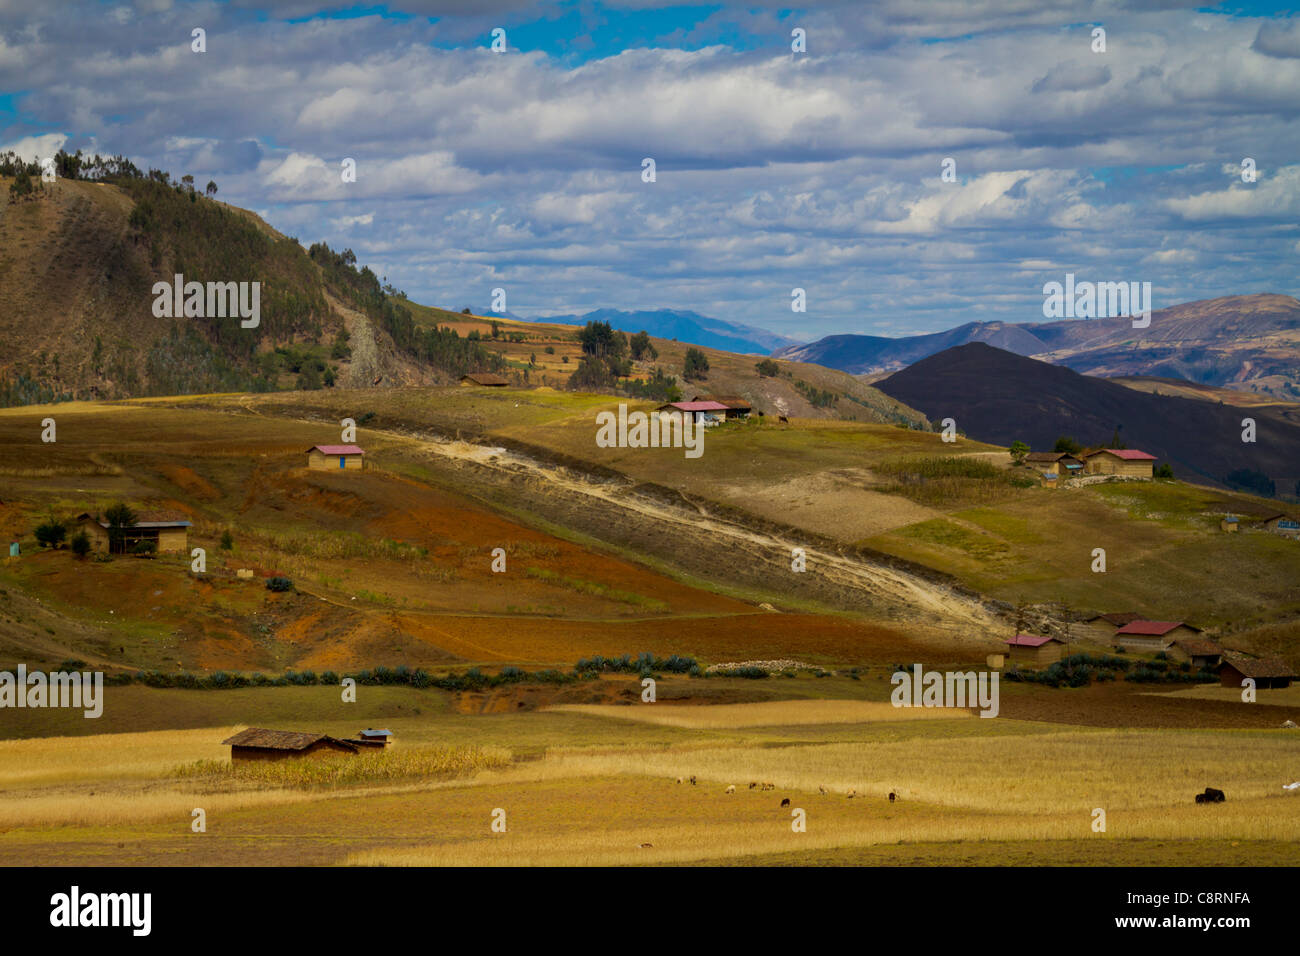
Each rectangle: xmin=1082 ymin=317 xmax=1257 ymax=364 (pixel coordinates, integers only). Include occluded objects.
xmin=1 ymin=689 xmax=1297 ymax=866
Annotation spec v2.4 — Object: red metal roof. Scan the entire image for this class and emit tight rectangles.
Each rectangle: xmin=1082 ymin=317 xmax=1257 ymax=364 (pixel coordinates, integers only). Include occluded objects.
xmin=1004 ymin=633 xmax=1060 ymax=647
xmin=1086 ymin=448 xmax=1156 ymax=460
xmin=1116 ymin=620 xmax=1190 ymax=636
xmin=308 ymin=445 xmax=364 ymax=455
xmin=660 ymin=401 xmax=729 ymax=412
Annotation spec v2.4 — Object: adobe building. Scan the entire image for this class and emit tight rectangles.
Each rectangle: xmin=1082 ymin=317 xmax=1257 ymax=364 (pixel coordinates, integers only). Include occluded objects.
xmin=75 ymin=511 xmax=191 ymax=554
xmin=1216 ymin=654 xmax=1296 ymax=690
xmin=222 ymin=728 xmax=360 ymax=763
xmin=306 ymin=444 xmax=365 ymax=471
xmin=1082 ymin=448 xmax=1156 ymax=477
xmin=1112 ymin=620 xmax=1201 ymax=652
xmin=1003 ymin=633 xmax=1065 ymax=666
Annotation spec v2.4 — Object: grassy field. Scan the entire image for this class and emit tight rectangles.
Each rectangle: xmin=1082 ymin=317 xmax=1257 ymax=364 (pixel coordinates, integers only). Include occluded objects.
xmin=2 ymin=689 xmax=1297 ymax=866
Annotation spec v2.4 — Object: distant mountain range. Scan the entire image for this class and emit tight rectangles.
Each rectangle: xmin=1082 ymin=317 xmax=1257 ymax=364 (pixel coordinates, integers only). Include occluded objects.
xmin=508 ymin=308 xmax=800 ymax=356
xmin=776 ymin=294 xmax=1300 ymax=399
xmin=875 ymin=343 xmax=1300 ymax=493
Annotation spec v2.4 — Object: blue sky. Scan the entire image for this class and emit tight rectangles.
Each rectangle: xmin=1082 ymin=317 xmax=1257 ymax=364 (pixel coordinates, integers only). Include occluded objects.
xmin=3 ymin=0 xmax=1299 ymax=341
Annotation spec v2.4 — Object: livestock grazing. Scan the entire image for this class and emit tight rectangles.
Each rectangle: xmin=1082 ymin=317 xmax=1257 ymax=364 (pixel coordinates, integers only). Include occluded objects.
xmin=818 ymin=785 xmax=827 ymax=795
xmin=889 ymin=791 xmax=896 ymax=803
xmin=780 ymin=797 xmax=791 ymax=808
xmin=778 ymin=415 xmax=789 ymax=424
xmin=847 ymin=789 xmax=857 ymax=799
xmin=638 ymin=842 xmax=653 ymax=849
xmin=749 ymin=782 xmax=757 ymax=790
xmin=725 ymin=785 xmax=735 ymax=794
xmin=1196 ymin=787 xmax=1226 ymax=803
xmin=676 ymin=777 xmax=683 ymax=784
xmin=689 ymin=776 xmax=697 ymax=786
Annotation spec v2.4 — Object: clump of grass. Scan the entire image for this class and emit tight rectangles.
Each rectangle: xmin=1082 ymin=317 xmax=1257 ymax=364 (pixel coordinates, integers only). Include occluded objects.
xmin=876 ymin=456 xmax=1000 ymax=479
xmin=876 ymin=455 xmax=1017 ymax=505
xmin=171 ymin=744 xmax=509 ymax=790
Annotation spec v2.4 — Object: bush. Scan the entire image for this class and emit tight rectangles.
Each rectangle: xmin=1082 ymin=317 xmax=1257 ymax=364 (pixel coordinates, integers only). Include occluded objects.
xmin=266 ymin=576 xmax=293 ymax=592
xmin=132 ymin=540 xmax=157 ymax=556
xmin=755 ymin=359 xmax=780 ymax=377
xmin=219 ymin=530 xmax=234 ymax=550
xmin=34 ymin=521 xmax=66 ymax=548
xmin=70 ymin=530 xmax=91 ymax=558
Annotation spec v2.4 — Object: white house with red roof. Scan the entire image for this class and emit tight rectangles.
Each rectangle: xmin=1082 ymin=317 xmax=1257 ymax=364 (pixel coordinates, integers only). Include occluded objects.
xmin=654 ymin=400 xmax=729 ymax=426
xmin=306 ymin=444 xmax=365 ymax=471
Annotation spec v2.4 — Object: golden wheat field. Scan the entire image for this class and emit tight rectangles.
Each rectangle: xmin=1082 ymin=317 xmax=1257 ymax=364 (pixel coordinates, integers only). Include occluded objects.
xmin=1 ymin=703 xmax=1297 ymax=866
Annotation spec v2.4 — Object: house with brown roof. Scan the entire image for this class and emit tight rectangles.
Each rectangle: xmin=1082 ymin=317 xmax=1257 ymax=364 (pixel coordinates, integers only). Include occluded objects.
xmin=222 ymin=728 xmax=361 ymax=763
xmin=1112 ymin=620 xmax=1201 ymax=652
xmin=1082 ymin=448 xmax=1157 ymax=478
xmin=1259 ymin=512 xmax=1300 ymax=538
xmin=306 ymin=445 xmax=364 ymax=471
xmin=1024 ymin=451 xmax=1085 ymax=479
xmin=1003 ymin=633 xmax=1065 ymax=665
xmin=1216 ymin=653 xmax=1296 ymax=689
xmin=1166 ymin=637 xmax=1223 ymax=670
xmin=1077 ymin=612 xmax=1141 ymax=643
xmin=75 ymin=510 xmax=191 ymax=554
xmin=459 ymin=372 xmax=510 ymax=387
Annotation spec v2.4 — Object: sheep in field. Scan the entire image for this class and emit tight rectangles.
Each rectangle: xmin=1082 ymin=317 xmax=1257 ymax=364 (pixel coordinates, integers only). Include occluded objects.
xmin=780 ymin=798 xmax=791 ymax=808
xmin=725 ymin=785 xmax=736 ymax=794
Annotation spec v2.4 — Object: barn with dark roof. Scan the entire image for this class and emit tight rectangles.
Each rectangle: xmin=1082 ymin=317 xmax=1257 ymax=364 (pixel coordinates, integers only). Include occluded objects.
xmin=222 ymin=728 xmax=360 ymax=763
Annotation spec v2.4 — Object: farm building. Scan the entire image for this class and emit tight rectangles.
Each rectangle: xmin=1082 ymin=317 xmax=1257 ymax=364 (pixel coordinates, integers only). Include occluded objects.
xmin=348 ymin=728 xmax=393 ymax=750
xmin=1076 ymin=612 xmax=1141 ymax=643
xmin=459 ymin=373 xmax=510 ymax=387
xmin=1082 ymin=448 xmax=1157 ymax=477
xmin=307 ymin=445 xmax=364 ymax=471
xmin=1024 ymin=451 xmax=1084 ymax=478
xmin=1113 ymin=620 xmax=1201 ymax=651
xmin=1003 ymin=633 xmax=1064 ymax=665
xmin=1220 ymin=515 xmax=1239 ymax=533
xmin=691 ymin=394 xmax=752 ymax=420
xmin=1216 ymin=654 xmax=1297 ymax=690
xmin=655 ymin=400 xmax=729 ymax=425
xmin=74 ymin=511 xmax=191 ymax=554
xmin=1260 ymin=512 xmax=1300 ymax=538
xmin=221 ymin=728 xmax=361 ymax=763
xmin=1167 ymin=637 xmax=1224 ymax=669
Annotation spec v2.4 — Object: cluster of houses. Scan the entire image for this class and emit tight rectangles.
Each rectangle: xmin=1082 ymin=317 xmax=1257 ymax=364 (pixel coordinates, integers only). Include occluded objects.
xmin=222 ymin=727 xmax=393 ymax=763
xmin=1024 ymin=447 xmax=1157 ymax=485
xmin=1222 ymin=511 xmax=1300 ymax=538
xmin=1002 ymin=611 xmax=1297 ymax=688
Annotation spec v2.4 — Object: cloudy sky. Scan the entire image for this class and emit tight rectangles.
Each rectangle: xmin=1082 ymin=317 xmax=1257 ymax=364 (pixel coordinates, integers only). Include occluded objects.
xmin=2 ymin=0 xmax=1298 ymax=341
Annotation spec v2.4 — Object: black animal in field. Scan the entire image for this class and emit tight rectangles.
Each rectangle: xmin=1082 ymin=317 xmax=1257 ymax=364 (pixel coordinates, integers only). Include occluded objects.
xmin=780 ymin=797 xmax=791 ymax=808
xmin=1195 ymin=787 xmax=1226 ymax=803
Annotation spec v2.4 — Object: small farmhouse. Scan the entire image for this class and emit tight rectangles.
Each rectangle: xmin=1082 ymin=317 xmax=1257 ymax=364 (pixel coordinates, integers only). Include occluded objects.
xmin=1113 ymin=620 xmax=1201 ymax=651
xmin=1220 ymin=515 xmax=1239 ymax=533
xmin=1076 ymin=612 xmax=1141 ymax=643
xmin=307 ymin=445 xmax=364 ymax=471
xmin=691 ymin=394 xmax=752 ymax=420
xmin=1024 ymin=451 xmax=1084 ymax=478
xmin=222 ymin=728 xmax=360 ymax=763
xmin=1003 ymin=633 xmax=1064 ymax=665
xmin=1260 ymin=512 xmax=1300 ymax=538
xmin=1167 ymin=637 xmax=1223 ymax=670
xmin=75 ymin=511 xmax=191 ymax=554
xmin=459 ymin=373 xmax=510 ymax=387
xmin=348 ymin=728 xmax=393 ymax=750
xmin=1216 ymin=654 xmax=1296 ymax=690
xmin=1082 ymin=448 xmax=1157 ymax=477
xmin=655 ymin=400 xmax=729 ymax=425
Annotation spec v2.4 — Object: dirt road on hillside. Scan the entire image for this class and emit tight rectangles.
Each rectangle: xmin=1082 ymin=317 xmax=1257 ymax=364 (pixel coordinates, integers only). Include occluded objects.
xmin=386 ymin=429 xmax=1004 ymax=642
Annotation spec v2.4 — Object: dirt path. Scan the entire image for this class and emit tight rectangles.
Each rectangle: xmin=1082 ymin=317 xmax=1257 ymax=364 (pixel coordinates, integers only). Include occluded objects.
xmin=387 ymin=430 xmax=1003 ymax=641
